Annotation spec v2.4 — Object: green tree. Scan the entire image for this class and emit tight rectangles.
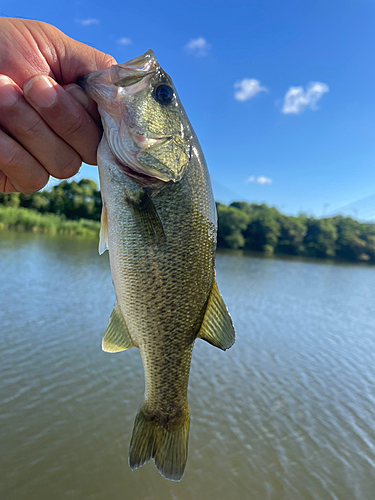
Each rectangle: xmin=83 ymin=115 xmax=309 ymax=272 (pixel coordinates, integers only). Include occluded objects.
xmin=4 ymin=179 xmax=375 ymax=265
xmin=19 ymin=192 xmax=49 ymax=212
xmin=0 ymin=192 xmax=21 ymax=207
xmin=216 ymin=203 xmax=249 ymax=249
xmin=303 ymin=218 xmax=337 ymax=258
xmin=333 ymin=216 xmax=369 ymax=261
xmin=240 ymin=203 xmax=281 ymax=254
xmin=48 ymin=179 xmax=101 ymax=220
xmin=364 ymin=231 xmax=375 ymax=262
xmin=277 ymin=215 xmax=307 ymax=255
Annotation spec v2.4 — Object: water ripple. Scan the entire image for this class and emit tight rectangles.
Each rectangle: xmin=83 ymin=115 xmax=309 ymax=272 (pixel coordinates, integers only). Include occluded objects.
xmin=1 ymin=235 xmax=375 ymax=499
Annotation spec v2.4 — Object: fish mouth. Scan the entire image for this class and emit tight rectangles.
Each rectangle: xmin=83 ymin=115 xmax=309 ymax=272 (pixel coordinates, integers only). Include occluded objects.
xmin=117 ymin=161 xmax=165 ymax=185
xmin=110 ymin=49 xmax=158 ymax=87
xmin=119 ymin=158 xmax=175 ymax=184
xmin=77 ymin=49 xmax=158 ymax=93
xmin=77 ymin=51 xmax=181 ymax=185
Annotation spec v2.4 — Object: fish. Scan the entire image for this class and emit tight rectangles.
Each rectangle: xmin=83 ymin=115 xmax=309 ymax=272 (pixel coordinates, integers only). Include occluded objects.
xmin=77 ymin=50 xmax=235 ymax=481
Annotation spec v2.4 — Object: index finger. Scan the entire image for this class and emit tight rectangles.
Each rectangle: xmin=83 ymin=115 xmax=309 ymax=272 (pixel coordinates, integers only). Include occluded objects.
xmin=24 ymin=75 xmax=102 ymax=166
xmin=64 ymin=84 xmax=102 ymax=126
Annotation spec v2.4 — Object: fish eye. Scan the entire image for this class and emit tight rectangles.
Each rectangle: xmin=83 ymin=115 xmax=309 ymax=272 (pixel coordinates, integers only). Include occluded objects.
xmin=154 ymin=84 xmax=174 ymax=105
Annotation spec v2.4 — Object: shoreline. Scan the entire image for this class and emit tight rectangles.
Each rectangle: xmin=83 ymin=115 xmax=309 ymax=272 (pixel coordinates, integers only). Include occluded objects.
xmin=1 ymin=205 xmax=374 ymax=266
xmin=0 ymin=205 xmax=99 ymax=237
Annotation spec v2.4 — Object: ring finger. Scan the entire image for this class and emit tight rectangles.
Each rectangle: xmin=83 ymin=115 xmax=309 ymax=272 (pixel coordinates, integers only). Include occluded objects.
xmin=0 ymin=127 xmax=49 ymax=193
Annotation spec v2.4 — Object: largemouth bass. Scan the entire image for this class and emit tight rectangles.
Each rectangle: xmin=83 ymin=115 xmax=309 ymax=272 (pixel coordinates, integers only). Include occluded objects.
xmin=78 ymin=50 xmax=235 ymax=481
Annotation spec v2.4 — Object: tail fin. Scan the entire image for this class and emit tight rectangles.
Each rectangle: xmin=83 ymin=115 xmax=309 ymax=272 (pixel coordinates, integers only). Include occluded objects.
xmin=128 ymin=403 xmax=190 ymax=481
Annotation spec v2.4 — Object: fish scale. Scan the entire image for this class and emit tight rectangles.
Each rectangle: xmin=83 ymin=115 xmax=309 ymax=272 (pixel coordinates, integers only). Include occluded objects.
xmin=78 ymin=49 xmax=235 ymax=481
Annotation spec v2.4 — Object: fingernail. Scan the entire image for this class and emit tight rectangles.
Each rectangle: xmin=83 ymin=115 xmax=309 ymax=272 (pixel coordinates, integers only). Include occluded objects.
xmin=24 ymin=75 xmax=57 ymax=108
xmin=0 ymin=75 xmax=19 ymax=106
xmin=65 ymin=84 xmax=90 ymax=110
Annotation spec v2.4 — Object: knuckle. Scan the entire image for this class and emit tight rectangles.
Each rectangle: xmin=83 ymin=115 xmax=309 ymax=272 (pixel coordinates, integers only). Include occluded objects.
xmin=59 ymin=112 xmax=85 ymax=138
xmin=20 ymin=116 xmax=45 ymax=136
xmin=1 ymin=141 xmax=22 ymax=169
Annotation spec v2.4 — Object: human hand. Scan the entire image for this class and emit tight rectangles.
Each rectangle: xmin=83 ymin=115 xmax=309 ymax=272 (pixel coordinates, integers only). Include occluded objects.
xmin=0 ymin=18 xmax=116 ymax=194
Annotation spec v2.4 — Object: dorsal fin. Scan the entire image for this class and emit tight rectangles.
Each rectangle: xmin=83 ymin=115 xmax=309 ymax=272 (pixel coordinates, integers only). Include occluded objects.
xmin=99 ymin=203 xmax=109 ymax=255
xmin=197 ymin=277 xmax=235 ymax=351
xmin=102 ymin=302 xmax=134 ymax=352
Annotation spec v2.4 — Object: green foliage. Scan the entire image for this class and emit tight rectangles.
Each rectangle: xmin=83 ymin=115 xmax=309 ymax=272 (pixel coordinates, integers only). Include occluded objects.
xmin=216 ymin=203 xmax=249 ymax=249
xmin=47 ymin=179 xmax=102 ymax=220
xmin=229 ymin=202 xmax=279 ymax=251
xmin=0 ymin=179 xmax=101 ymax=237
xmin=19 ymin=192 xmax=49 ymax=212
xmin=303 ymin=218 xmax=338 ymax=258
xmin=277 ymin=215 xmax=306 ymax=255
xmin=333 ymin=216 xmax=369 ymax=261
xmin=0 ymin=192 xmax=21 ymax=207
xmin=0 ymin=206 xmax=99 ymax=237
xmin=0 ymin=178 xmax=102 ymax=220
xmin=2 ymin=179 xmax=375 ymax=263
xmin=218 ymin=199 xmax=375 ymax=264
xmin=245 ymin=204 xmax=281 ymax=252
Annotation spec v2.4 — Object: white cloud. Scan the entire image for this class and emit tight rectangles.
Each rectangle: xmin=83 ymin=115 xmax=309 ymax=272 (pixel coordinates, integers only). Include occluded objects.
xmin=257 ymin=176 xmax=272 ymax=185
xmin=234 ymin=79 xmax=268 ymax=102
xmin=246 ymin=176 xmax=272 ymax=185
xmin=282 ymin=82 xmax=329 ymax=114
xmin=118 ymin=37 xmax=132 ymax=46
xmin=76 ymin=18 xmax=100 ymax=26
xmin=185 ymin=37 xmax=211 ymax=57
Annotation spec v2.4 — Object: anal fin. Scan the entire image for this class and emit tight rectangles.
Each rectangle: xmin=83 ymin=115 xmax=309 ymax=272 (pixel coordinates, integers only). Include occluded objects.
xmin=102 ymin=302 xmax=134 ymax=352
xmin=197 ymin=277 xmax=235 ymax=351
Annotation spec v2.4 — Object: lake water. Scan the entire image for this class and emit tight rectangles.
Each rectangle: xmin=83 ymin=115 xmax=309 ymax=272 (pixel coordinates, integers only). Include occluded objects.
xmin=1 ymin=231 xmax=375 ymax=500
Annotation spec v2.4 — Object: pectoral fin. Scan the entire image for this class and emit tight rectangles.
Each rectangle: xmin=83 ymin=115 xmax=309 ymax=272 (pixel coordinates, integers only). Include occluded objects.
xmin=197 ymin=278 xmax=235 ymax=351
xmin=130 ymin=190 xmax=165 ymax=245
xmin=99 ymin=203 xmax=109 ymax=255
xmin=102 ymin=302 xmax=134 ymax=352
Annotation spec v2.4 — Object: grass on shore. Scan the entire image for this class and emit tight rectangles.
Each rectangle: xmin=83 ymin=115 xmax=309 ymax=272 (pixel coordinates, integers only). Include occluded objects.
xmin=0 ymin=205 xmax=100 ymax=237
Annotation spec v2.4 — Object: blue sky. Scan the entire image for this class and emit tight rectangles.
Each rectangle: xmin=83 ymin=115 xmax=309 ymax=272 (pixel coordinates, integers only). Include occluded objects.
xmin=2 ymin=0 xmax=375 ymax=218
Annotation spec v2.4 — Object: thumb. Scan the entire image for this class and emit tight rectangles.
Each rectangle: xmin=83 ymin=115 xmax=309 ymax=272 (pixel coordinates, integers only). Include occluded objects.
xmin=58 ymin=37 xmax=117 ymax=84
xmin=0 ymin=18 xmax=116 ymax=87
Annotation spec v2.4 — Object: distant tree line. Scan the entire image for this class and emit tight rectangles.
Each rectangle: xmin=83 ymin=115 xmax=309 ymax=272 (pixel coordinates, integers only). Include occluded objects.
xmin=0 ymin=179 xmax=102 ymax=221
xmin=216 ymin=201 xmax=375 ymax=263
xmin=1 ymin=179 xmax=375 ymax=263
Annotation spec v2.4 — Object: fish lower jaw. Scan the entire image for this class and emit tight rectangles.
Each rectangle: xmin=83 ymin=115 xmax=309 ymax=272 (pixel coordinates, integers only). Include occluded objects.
xmin=121 ymin=162 xmax=163 ymax=184
xmin=112 ymin=147 xmax=170 ymax=184
xmin=113 ymin=156 xmax=166 ymax=186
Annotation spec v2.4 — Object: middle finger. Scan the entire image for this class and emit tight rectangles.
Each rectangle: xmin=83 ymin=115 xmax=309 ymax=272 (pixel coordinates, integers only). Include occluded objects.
xmin=0 ymin=75 xmax=82 ymax=180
